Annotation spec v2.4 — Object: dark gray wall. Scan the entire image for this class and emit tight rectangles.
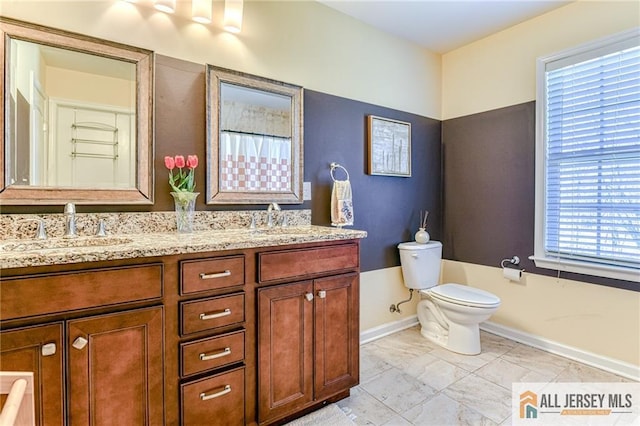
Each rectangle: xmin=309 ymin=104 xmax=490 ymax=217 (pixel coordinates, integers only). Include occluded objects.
xmin=304 ymin=90 xmax=442 ymax=272
xmin=442 ymin=101 xmax=636 ymax=291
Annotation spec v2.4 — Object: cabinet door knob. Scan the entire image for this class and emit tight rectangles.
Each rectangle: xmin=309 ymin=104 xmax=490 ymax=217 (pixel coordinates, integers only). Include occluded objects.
xmin=317 ymin=290 xmax=326 ymax=299
xmin=72 ymin=336 xmax=88 ymax=350
xmin=41 ymin=342 xmax=57 ymax=356
xmin=305 ymin=292 xmax=314 ymax=301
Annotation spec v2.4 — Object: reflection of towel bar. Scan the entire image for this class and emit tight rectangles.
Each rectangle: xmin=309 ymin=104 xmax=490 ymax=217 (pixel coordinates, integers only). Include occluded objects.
xmin=330 ymin=162 xmax=350 ymax=181
xmin=71 ymin=152 xmax=118 ymax=160
xmin=72 ymin=122 xmax=118 ymax=132
xmin=71 ymin=121 xmax=119 ymax=160
xmin=72 ymin=138 xmax=118 ymax=146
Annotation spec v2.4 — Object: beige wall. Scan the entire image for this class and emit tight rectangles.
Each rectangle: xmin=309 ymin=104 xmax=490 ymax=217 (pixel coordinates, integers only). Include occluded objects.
xmin=442 ymin=261 xmax=640 ymax=366
xmin=440 ymin=0 xmax=640 ymax=367
xmin=442 ymin=0 xmax=640 ymax=120
xmin=46 ymin=67 xmax=134 ymax=109
xmin=0 ymin=0 xmax=441 ymax=119
xmin=360 ymin=267 xmax=419 ymax=332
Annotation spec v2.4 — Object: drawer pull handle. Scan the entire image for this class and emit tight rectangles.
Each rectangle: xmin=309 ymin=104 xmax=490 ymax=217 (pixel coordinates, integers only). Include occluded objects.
xmin=199 ymin=270 xmax=231 ymax=280
xmin=200 ymin=385 xmax=231 ymax=401
xmin=200 ymin=347 xmax=231 ymax=361
xmin=199 ymin=308 xmax=231 ymax=321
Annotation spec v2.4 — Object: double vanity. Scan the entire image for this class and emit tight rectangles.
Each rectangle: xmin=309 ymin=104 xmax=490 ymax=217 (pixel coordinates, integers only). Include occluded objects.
xmin=0 ymin=210 xmax=366 ymax=425
xmin=0 ymin=16 xmax=366 ymax=425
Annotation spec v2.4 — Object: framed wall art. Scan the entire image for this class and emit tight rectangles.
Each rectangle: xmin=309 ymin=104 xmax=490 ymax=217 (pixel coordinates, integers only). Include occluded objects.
xmin=367 ymin=115 xmax=411 ymax=177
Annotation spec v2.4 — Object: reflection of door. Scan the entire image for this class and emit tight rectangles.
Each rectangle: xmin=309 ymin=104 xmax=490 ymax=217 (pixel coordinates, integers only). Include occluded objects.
xmin=30 ymin=74 xmax=47 ymax=185
xmin=11 ymin=90 xmax=31 ymax=185
xmin=50 ymin=100 xmax=134 ymax=188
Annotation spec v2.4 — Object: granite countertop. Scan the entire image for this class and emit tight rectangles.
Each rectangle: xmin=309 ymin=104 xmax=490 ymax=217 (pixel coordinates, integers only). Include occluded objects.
xmin=0 ymin=225 xmax=367 ymax=270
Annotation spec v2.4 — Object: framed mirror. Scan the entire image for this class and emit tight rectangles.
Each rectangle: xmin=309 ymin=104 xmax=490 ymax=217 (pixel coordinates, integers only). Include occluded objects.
xmin=206 ymin=65 xmax=303 ymax=204
xmin=0 ymin=18 xmax=154 ymax=205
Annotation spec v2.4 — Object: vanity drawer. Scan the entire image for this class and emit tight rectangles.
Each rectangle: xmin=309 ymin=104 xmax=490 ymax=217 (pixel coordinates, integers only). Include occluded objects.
xmin=181 ymin=367 xmax=245 ymax=425
xmin=258 ymin=243 xmax=359 ymax=283
xmin=181 ymin=330 xmax=245 ymax=377
xmin=181 ymin=256 xmax=244 ymax=295
xmin=180 ymin=294 xmax=245 ymax=335
xmin=0 ymin=264 xmax=163 ymax=320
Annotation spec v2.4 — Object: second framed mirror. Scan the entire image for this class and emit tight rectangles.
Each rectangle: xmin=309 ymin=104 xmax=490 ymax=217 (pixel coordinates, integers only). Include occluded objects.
xmin=206 ymin=65 xmax=303 ymax=204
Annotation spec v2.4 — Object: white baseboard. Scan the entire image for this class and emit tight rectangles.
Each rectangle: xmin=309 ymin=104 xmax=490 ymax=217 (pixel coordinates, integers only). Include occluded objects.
xmin=481 ymin=321 xmax=640 ymax=382
xmin=360 ymin=318 xmax=639 ymax=381
xmin=360 ymin=315 xmax=418 ymax=345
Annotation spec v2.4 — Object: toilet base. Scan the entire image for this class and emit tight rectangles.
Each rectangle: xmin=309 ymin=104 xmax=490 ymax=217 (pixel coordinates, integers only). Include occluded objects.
xmin=417 ymin=297 xmax=484 ymax=356
xmin=420 ymin=322 xmax=481 ymax=355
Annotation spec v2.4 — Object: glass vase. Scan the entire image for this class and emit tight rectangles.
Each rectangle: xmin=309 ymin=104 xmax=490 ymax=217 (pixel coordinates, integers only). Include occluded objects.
xmin=170 ymin=192 xmax=199 ymax=233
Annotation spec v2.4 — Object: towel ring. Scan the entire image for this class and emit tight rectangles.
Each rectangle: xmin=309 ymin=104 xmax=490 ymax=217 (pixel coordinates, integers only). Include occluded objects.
xmin=330 ymin=162 xmax=350 ymax=181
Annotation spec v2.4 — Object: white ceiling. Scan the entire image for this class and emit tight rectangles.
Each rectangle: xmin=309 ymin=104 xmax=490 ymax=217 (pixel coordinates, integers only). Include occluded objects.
xmin=318 ymin=0 xmax=573 ymax=53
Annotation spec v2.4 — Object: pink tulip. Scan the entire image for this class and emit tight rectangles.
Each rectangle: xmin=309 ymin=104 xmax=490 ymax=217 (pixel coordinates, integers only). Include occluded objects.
xmin=174 ymin=155 xmax=186 ymax=168
xmin=187 ymin=155 xmax=199 ymax=169
xmin=164 ymin=156 xmax=175 ymax=170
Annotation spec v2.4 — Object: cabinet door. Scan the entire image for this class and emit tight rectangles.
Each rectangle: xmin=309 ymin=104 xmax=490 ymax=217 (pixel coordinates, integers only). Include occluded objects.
xmin=0 ymin=323 xmax=64 ymax=426
xmin=258 ymin=281 xmax=313 ymax=423
xmin=67 ymin=306 xmax=164 ymax=426
xmin=314 ymin=273 xmax=359 ymax=399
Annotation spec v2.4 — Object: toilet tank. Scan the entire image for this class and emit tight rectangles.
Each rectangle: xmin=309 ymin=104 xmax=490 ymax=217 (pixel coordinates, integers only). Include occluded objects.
xmin=397 ymin=241 xmax=443 ymax=290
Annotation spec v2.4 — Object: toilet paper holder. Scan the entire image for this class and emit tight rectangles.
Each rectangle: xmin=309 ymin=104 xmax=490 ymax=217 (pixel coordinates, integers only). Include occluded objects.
xmin=500 ymin=255 xmax=522 ymax=269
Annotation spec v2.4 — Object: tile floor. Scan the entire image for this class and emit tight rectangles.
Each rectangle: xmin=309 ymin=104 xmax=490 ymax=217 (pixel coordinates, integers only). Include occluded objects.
xmin=337 ymin=326 xmax=633 ymax=425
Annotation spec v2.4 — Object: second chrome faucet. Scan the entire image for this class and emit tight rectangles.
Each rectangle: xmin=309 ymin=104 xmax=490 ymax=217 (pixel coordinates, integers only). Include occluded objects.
xmin=64 ymin=202 xmax=77 ymax=237
xmin=267 ymin=202 xmax=280 ymax=228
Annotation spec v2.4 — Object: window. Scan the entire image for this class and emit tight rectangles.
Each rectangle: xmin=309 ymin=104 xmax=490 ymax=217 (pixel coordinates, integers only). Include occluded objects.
xmin=534 ymin=29 xmax=640 ymax=282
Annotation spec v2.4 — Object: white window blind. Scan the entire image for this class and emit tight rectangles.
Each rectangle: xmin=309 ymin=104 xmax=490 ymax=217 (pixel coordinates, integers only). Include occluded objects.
xmin=535 ymin=30 xmax=640 ymax=281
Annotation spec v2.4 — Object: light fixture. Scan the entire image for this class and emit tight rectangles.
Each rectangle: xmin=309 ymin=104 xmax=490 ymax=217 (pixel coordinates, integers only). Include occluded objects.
xmin=223 ymin=0 xmax=243 ymax=33
xmin=154 ymin=0 xmax=176 ymax=14
xmin=192 ymin=0 xmax=212 ymax=24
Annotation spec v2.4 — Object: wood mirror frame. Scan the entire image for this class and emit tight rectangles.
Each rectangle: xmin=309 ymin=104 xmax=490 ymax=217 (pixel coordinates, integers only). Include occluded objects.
xmin=206 ymin=65 xmax=303 ymax=204
xmin=0 ymin=18 xmax=154 ymax=205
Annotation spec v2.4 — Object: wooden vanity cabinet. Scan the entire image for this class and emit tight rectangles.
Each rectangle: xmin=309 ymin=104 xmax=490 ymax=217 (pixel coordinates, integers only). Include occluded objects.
xmin=177 ymin=255 xmax=247 ymax=426
xmin=0 ymin=262 xmax=164 ymax=426
xmin=0 ymin=238 xmax=361 ymax=426
xmin=257 ymin=243 xmax=360 ymax=424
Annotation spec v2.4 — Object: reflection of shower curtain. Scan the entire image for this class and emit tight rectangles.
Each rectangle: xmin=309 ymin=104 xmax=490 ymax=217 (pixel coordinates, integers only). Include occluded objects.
xmin=220 ymin=131 xmax=291 ymax=192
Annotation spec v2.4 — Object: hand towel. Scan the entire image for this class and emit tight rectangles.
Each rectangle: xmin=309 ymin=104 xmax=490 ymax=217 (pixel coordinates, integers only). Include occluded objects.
xmin=331 ymin=179 xmax=354 ymax=227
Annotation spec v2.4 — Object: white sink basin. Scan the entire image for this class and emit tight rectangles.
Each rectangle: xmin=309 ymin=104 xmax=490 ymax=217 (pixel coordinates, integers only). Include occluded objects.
xmin=0 ymin=236 xmax=133 ymax=253
xmin=249 ymin=227 xmax=320 ymax=236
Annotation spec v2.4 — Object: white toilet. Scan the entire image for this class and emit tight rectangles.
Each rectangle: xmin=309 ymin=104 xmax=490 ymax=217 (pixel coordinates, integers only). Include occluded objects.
xmin=398 ymin=240 xmax=501 ymax=355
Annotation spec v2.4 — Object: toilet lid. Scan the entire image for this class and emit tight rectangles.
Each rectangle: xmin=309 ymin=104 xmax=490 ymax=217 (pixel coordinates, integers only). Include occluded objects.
xmin=398 ymin=241 xmax=442 ymax=250
xmin=429 ymin=283 xmax=501 ymax=308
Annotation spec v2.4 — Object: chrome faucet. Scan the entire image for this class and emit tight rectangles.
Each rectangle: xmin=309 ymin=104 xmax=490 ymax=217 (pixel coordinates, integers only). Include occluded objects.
xmin=64 ymin=202 xmax=77 ymax=237
xmin=35 ymin=218 xmax=47 ymax=240
xmin=267 ymin=202 xmax=281 ymax=228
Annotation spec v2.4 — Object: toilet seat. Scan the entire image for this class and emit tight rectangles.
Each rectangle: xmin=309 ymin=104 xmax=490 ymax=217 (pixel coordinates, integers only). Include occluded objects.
xmin=425 ymin=283 xmax=500 ymax=308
